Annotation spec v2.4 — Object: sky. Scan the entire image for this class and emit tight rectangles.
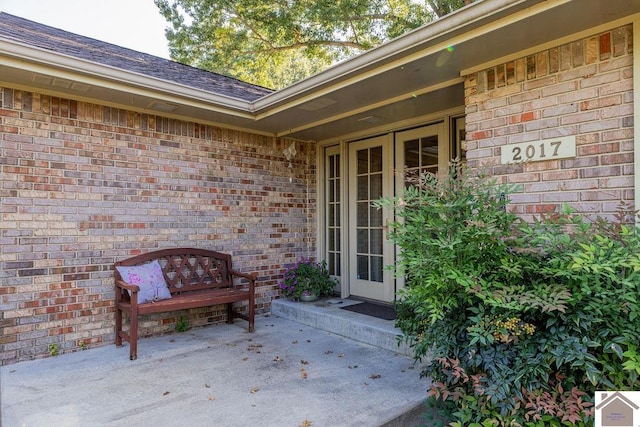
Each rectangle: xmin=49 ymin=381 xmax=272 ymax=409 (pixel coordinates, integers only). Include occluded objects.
xmin=0 ymin=0 xmax=171 ymax=58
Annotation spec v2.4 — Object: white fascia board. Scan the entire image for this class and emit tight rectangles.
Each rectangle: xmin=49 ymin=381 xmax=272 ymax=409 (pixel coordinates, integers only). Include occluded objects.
xmin=0 ymin=38 xmax=255 ymax=119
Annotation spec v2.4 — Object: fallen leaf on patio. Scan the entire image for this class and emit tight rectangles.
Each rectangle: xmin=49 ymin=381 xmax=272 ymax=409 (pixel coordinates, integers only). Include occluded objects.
xmin=299 ymin=420 xmax=313 ymax=427
xmin=324 ymin=350 xmax=333 ymax=354
xmin=250 ymin=387 xmax=260 ymax=394
xmin=273 ymin=356 xmax=283 ymax=362
xmin=163 ymin=391 xmax=170 ymax=396
xmin=338 ymin=353 xmax=344 ymax=358
xmin=208 ymin=396 xmax=216 ymax=401
xmin=247 ymin=343 xmax=263 ymax=353
xmin=205 ymin=384 xmax=211 ymax=388
xmin=301 ymin=370 xmax=308 ymax=379
xmin=169 ymin=339 xmax=175 ymax=343
xmin=306 ymin=340 xmax=311 ymax=343
xmin=243 ymin=357 xmax=249 ymax=361
xmin=369 ymin=374 xmax=381 ymax=379
xmin=348 ymin=365 xmax=358 ymax=369
xmin=292 ymin=340 xmax=298 ymax=344
xmin=300 ymin=359 xmax=309 ymax=365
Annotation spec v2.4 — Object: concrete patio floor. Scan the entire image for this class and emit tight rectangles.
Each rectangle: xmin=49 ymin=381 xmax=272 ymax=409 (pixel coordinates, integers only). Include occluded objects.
xmin=1 ymin=314 xmax=429 ymax=427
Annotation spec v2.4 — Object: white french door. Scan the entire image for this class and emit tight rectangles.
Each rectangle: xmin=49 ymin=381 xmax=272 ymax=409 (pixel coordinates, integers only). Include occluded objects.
xmin=347 ymin=135 xmax=395 ymax=302
xmin=329 ymin=123 xmax=448 ymax=302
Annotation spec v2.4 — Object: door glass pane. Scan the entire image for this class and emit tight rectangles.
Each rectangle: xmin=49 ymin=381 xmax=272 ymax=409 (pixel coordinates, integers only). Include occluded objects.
xmin=357 ymin=255 xmax=369 ymax=280
xmin=357 ymin=176 xmax=368 ymax=200
xmin=371 ymin=256 xmax=383 ymax=282
xmin=326 ymin=150 xmax=341 ymax=279
xmin=357 ymin=229 xmax=368 ymax=253
xmin=370 ymin=206 xmax=382 ymax=227
xmin=370 ymin=146 xmax=382 ymax=172
xmin=329 ymin=155 xmax=336 ymax=179
xmin=357 ymin=202 xmax=368 ymax=227
xmin=404 ymin=139 xmax=420 ymax=169
xmin=370 ymin=229 xmax=383 ymax=255
xmin=421 ymin=135 xmax=438 ymax=166
xmin=404 ymin=133 xmax=439 ymax=186
xmin=328 ymin=204 xmax=335 ymax=226
xmin=357 ymin=149 xmax=368 ymax=174
xmin=370 ymin=173 xmax=382 ymax=200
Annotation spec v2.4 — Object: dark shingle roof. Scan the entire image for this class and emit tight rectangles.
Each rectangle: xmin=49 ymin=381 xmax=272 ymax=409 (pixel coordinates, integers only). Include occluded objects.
xmin=0 ymin=12 xmax=273 ymax=102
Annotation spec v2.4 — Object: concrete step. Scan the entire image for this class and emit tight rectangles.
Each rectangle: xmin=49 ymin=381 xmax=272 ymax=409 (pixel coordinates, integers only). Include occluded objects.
xmin=270 ymin=297 xmax=413 ymax=357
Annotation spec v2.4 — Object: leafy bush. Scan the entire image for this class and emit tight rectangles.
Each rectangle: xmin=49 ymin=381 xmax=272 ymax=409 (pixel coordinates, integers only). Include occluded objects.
xmin=376 ymin=164 xmax=640 ymax=426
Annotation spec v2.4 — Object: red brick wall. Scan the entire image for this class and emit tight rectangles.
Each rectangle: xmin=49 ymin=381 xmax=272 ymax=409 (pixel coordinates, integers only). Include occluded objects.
xmin=464 ymin=25 xmax=634 ymax=221
xmin=0 ymin=89 xmax=317 ymax=364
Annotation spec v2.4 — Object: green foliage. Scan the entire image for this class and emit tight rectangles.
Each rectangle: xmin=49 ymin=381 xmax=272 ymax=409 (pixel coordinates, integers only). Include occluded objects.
xmin=48 ymin=342 xmax=59 ymax=357
xmin=377 ymin=164 xmax=640 ymax=426
xmin=176 ymin=316 xmax=190 ymax=332
xmin=154 ymin=0 xmax=472 ymax=88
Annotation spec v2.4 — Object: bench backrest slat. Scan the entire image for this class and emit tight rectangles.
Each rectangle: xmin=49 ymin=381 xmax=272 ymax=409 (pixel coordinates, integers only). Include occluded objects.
xmin=114 ymin=248 xmax=233 ymax=296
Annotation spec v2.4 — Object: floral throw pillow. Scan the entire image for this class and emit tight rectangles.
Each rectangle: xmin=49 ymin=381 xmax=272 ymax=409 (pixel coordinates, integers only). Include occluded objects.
xmin=116 ymin=260 xmax=172 ymax=303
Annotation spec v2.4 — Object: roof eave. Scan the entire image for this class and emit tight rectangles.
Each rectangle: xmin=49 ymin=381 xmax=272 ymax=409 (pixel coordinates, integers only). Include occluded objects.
xmin=0 ymin=37 xmax=256 ymax=119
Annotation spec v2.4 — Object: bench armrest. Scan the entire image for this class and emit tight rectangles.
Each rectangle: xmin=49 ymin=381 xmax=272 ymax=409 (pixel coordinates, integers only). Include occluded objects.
xmin=229 ymin=269 xmax=257 ymax=285
xmin=115 ymin=279 xmax=140 ymax=293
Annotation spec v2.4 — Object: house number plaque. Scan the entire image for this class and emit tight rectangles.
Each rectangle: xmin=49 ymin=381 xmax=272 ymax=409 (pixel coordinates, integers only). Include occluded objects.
xmin=501 ymin=136 xmax=576 ymax=164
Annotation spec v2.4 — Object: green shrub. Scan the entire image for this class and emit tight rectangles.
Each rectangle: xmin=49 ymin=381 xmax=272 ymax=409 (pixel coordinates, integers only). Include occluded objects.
xmin=376 ymin=164 xmax=640 ymax=426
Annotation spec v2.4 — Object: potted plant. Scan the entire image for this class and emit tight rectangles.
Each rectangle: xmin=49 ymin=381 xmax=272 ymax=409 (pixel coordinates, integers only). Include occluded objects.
xmin=278 ymin=257 xmax=337 ymax=301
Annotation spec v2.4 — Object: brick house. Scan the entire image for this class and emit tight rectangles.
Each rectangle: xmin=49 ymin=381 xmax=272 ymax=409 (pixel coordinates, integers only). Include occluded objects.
xmin=1 ymin=0 xmax=638 ymax=364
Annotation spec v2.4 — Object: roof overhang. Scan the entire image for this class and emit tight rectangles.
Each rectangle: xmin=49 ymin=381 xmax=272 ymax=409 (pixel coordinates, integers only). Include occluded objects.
xmin=1 ymin=0 xmax=639 ymax=142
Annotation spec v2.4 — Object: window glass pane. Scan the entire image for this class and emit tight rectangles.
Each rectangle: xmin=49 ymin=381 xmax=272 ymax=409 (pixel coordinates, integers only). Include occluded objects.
xmin=370 ymin=256 xmax=383 ymax=282
xmin=357 ymin=229 xmax=368 ymax=253
xmin=370 ymin=146 xmax=382 ymax=172
xmin=357 ymin=149 xmax=368 ymax=174
xmin=335 ymin=181 xmax=341 ymax=203
xmin=404 ymin=139 xmax=420 ymax=169
xmin=357 ymin=255 xmax=369 ymax=280
xmin=336 ymin=253 xmax=341 ymax=276
xmin=329 ymin=181 xmax=335 ymax=203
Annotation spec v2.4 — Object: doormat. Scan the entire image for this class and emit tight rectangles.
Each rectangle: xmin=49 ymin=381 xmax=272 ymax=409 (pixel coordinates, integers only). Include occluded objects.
xmin=341 ymin=301 xmax=396 ymax=320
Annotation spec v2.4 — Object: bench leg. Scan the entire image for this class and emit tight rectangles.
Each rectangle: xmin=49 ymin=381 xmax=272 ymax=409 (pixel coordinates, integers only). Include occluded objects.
xmin=226 ymin=303 xmax=234 ymax=325
xmin=129 ymin=314 xmax=138 ymax=361
xmin=248 ymin=301 xmax=255 ymax=333
xmin=115 ymin=306 xmax=123 ymax=347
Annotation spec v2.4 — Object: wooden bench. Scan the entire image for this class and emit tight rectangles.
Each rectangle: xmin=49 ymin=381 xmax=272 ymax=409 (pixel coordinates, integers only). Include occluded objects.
xmin=114 ymin=248 xmax=256 ymax=360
